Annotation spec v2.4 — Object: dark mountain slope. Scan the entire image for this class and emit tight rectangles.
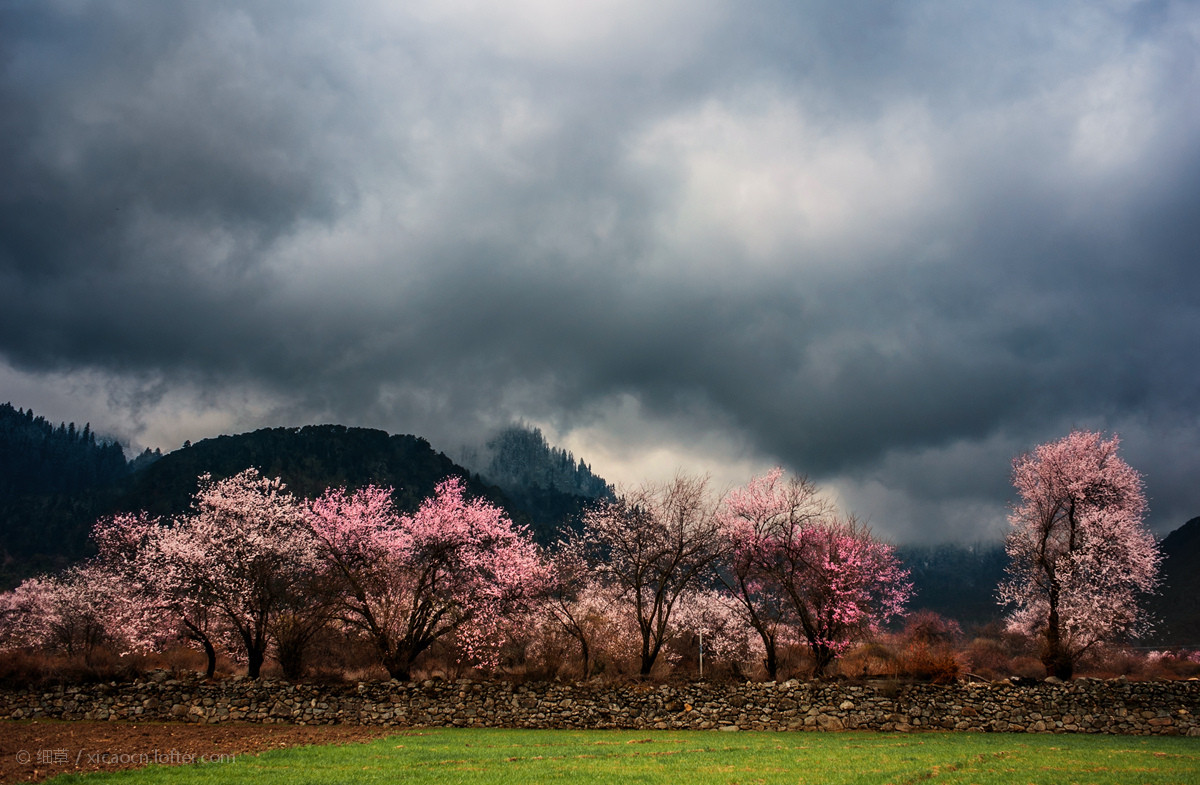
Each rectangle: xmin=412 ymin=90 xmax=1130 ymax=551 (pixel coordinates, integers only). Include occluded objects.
xmin=0 ymin=403 xmax=130 ymax=580
xmin=895 ymin=543 xmax=1009 ymax=629
xmin=113 ymin=425 xmax=505 ymax=520
xmin=1148 ymin=516 xmax=1200 ymax=648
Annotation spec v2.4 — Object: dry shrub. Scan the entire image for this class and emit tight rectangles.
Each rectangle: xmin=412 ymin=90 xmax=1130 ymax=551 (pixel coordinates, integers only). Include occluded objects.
xmin=875 ymin=612 xmax=963 ymax=683
xmin=1008 ymin=655 xmax=1045 ymax=679
xmin=0 ymin=648 xmax=144 ymax=688
xmin=838 ymin=642 xmax=896 ymax=679
xmin=890 ymin=644 xmax=961 ymax=683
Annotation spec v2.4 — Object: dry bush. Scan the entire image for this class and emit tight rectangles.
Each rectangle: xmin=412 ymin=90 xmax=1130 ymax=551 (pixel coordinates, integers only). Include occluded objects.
xmin=1074 ymin=647 xmax=1200 ymax=680
xmin=890 ymin=643 xmax=961 ymax=683
xmin=868 ymin=612 xmax=964 ymax=683
xmin=0 ymin=648 xmax=144 ymax=688
xmin=1007 ymin=655 xmax=1045 ymax=679
xmin=837 ymin=642 xmax=896 ymax=679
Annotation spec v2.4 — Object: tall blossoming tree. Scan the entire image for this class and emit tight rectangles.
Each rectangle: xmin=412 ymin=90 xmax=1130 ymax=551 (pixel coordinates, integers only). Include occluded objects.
xmin=151 ymin=469 xmax=319 ymax=679
xmin=999 ymin=430 xmax=1160 ymax=679
xmin=308 ymin=477 xmax=548 ymax=680
xmin=91 ymin=511 xmax=224 ymax=677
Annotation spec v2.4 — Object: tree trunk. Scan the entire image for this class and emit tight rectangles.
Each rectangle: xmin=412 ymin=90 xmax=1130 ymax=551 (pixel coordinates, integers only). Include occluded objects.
xmin=764 ymin=643 xmax=778 ymax=681
xmin=200 ymin=636 xmax=217 ymax=680
xmin=382 ymin=651 xmax=413 ymax=681
xmin=183 ymin=619 xmax=217 ymax=680
xmin=380 ymin=637 xmax=423 ymax=681
xmin=578 ymin=638 xmax=591 ymax=680
xmin=247 ymin=646 xmax=266 ymax=679
xmin=639 ymin=638 xmax=659 ymax=677
xmin=276 ymin=638 xmax=306 ymax=681
xmin=811 ymin=643 xmax=835 ymax=678
xmin=1042 ymin=581 xmax=1073 ymax=679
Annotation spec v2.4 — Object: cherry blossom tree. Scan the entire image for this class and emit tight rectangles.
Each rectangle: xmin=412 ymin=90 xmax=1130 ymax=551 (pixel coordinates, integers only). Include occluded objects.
xmin=998 ymin=430 xmax=1160 ymax=679
xmin=716 ymin=468 xmax=831 ymax=679
xmin=91 ymin=511 xmax=224 ymax=678
xmin=307 ymin=478 xmax=548 ymax=680
xmin=581 ymin=474 xmax=724 ymax=676
xmin=152 ymin=469 xmax=320 ymax=679
xmin=718 ymin=469 xmax=910 ymax=678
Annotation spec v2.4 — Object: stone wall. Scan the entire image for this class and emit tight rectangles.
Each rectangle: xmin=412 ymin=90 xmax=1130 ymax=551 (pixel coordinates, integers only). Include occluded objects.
xmin=3 ymin=675 xmax=1198 ymax=735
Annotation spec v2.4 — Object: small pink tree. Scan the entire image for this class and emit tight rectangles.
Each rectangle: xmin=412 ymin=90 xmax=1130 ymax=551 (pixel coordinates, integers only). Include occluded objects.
xmin=716 ymin=468 xmax=831 ymax=679
xmin=0 ymin=563 xmax=162 ymax=660
xmin=719 ymin=469 xmax=910 ymax=678
xmin=308 ymin=478 xmax=548 ymax=680
xmin=999 ymin=430 xmax=1160 ymax=679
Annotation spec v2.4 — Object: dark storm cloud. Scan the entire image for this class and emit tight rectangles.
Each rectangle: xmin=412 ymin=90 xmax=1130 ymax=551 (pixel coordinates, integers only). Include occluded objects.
xmin=2 ymin=1 xmax=1198 ymax=541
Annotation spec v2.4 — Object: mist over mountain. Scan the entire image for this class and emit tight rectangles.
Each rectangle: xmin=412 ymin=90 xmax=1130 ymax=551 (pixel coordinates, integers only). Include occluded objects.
xmin=459 ymin=424 xmax=613 ymax=499
xmin=457 ymin=424 xmax=615 ymax=538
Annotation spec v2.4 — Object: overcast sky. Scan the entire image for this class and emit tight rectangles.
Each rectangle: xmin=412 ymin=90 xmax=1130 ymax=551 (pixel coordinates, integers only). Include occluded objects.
xmin=3 ymin=1 xmax=1197 ymax=543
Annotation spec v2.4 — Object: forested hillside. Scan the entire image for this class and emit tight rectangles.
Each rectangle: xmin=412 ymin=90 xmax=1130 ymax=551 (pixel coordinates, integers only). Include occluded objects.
xmin=114 ymin=425 xmax=492 ymax=518
xmin=0 ymin=403 xmax=134 ymax=580
xmin=465 ymin=424 xmax=612 ymax=498
xmin=1148 ymin=516 xmax=1200 ymax=648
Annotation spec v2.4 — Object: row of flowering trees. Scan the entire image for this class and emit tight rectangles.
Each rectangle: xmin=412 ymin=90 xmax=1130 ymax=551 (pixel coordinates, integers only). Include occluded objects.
xmin=0 ymin=468 xmax=913 ymax=681
xmin=2 ymin=429 xmax=1159 ymax=682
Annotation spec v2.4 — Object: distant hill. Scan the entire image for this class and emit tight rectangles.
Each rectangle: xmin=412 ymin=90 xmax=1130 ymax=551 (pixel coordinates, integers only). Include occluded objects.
xmin=115 ymin=424 xmax=612 ymax=543
xmin=1 ymin=409 xmax=616 ymax=587
xmin=1148 ymin=516 xmax=1200 ymax=648
xmin=895 ymin=543 xmax=1009 ymax=629
xmin=113 ymin=425 xmax=498 ymax=519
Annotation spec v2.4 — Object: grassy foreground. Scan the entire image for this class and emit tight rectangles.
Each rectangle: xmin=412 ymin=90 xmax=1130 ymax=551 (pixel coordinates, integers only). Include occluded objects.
xmin=47 ymin=728 xmax=1199 ymax=785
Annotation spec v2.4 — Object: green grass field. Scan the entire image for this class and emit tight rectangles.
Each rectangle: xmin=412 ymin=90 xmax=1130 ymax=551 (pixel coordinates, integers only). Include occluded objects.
xmin=46 ymin=728 xmax=1200 ymax=785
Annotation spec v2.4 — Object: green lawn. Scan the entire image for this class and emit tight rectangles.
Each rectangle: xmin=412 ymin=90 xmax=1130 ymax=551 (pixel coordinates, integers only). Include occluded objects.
xmin=47 ymin=728 xmax=1200 ymax=785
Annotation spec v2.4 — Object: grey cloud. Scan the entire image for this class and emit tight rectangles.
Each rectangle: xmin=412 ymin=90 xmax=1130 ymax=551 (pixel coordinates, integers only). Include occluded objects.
xmin=2 ymin=1 xmax=1197 ymax=541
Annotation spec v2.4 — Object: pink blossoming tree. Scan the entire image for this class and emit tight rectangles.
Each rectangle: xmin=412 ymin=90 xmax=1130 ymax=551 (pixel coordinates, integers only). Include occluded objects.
xmin=307 ymin=477 xmax=548 ymax=680
xmin=716 ymin=468 xmax=831 ymax=679
xmin=719 ymin=469 xmax=910 ymax=677
xmin=998 ymin=430 xmax=1160 ymax=679
xmin=151 ymin=469 xmax=319 ymax=679
xmin=91 ymin=511 xmax=225 ymax=678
